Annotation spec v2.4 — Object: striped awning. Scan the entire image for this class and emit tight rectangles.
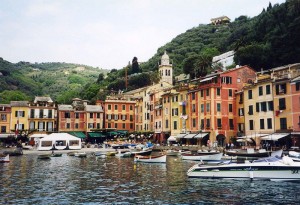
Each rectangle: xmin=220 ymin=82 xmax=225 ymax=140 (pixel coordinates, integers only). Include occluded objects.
xmin=194 ymin=132 xmax=209 ymax=139
xmin=184 ymin=134 xmax=197 ymax=139
xmin=261 ymin=133 xmax=290 ymax=141
xmin=176 ymin=133 xmax=187 ymax=138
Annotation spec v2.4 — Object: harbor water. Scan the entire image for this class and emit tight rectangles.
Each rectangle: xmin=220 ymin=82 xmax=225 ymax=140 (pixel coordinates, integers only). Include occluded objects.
xmin=1 ymin=153 xmax=300 ymax=204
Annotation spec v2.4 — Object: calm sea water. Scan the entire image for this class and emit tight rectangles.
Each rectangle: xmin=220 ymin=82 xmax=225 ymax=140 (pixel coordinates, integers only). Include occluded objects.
xmin=1 ymin=153 xmax=300 ymax=205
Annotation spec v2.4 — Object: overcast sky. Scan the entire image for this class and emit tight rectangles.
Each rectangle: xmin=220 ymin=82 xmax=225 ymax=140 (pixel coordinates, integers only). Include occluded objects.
xmin=0 ymin=0 xmax=286 ymax=70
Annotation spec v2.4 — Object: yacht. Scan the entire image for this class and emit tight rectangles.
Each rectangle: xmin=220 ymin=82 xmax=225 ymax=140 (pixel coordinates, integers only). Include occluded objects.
xmin=187 ymin=156 xmax=300 ymax=181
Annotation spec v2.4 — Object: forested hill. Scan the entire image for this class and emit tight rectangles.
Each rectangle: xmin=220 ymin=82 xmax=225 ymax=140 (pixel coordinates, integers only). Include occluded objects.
xmin=0 ymin=58 xmax=109 ymax=104
xmin=141 ymin=0 xmax=300 ymax=76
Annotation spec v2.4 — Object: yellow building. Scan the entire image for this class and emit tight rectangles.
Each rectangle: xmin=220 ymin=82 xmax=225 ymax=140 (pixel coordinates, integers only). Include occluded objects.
xmin=0 ymin=104 xmax=13 ymax=138
xmin=10 ymin=101 xmax=29 ymax=136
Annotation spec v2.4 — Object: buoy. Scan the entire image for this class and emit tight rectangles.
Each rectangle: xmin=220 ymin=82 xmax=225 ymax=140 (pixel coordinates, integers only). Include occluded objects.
xmin=249 ymin=170 xmax=254 ymax=181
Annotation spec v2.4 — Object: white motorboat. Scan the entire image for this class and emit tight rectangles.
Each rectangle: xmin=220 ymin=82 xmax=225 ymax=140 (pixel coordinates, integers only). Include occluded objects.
xmin=181 ymin=152 xmax=223 ymax=161
xmin=74 ymin=152 xmax=87 ymax=158
xmin=130 ymin=147 xmax=152 ymax=156
xmin=134 ymin=154 xmax=167 ymax=163
xmin=0 ymin=154 xmax=10 ymax=163
xmin=289 ymin=151 xmax=300 ymax=162
xmin=187 ymin=156 xmax=300 ymax=181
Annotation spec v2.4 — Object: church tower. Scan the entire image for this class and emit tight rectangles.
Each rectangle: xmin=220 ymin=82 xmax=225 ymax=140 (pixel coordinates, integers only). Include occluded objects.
xmin=159 ymin=51 xmax=173 ymax=85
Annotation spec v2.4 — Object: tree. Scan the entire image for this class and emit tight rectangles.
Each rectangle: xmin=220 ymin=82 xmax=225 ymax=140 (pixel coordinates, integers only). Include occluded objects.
xmin=0 ymin=90 xmax=31 ymax=103
xmin=131 ymin=57 xmax=140 ymax=74
xmin=97 ymin=73 xmax=104 ymax=84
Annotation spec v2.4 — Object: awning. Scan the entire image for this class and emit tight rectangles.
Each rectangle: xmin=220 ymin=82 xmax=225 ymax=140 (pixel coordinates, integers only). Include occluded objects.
xmin=194 ymin=133 xmax=209 ymax=139
xmin=108 ymin=131 xmax=119 ymax=136
xmin=184 ymin=134 xmax=196 ymax=139
xmin=238 ymin=133 xmax=269 ymax=139
xmin=0 ymin=133 xmax=15 ymax=139
xmin=200 ymin=76 xmax=215 ymax=82
xmin=261 ymin=133 xmax=290 ymax=141
xmin=88 ymin=132 xmax=106 ymax=138
xmin=176 ymin=133 xmax=187 ymax=138
xmin=167 ymin=136 xmax=177 ymax=141
xmin=29 ymin=134 xmax=48 ymax=138
xmin=69 ymin=132 xmax=86 ymax=139
xmin=291 ymin=132 xmax=300 ymax=135
xmin=117 ymin=130 xmax=128 ymax=135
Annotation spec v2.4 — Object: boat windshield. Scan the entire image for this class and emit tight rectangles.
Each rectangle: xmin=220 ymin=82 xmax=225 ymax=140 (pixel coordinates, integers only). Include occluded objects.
xmin=253 ymin=156 xmax=280 ymax=163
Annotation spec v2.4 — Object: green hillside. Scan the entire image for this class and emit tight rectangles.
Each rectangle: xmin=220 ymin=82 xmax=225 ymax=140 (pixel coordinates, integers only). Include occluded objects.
xmin=0 ymin=58 xmax=109 ymax=104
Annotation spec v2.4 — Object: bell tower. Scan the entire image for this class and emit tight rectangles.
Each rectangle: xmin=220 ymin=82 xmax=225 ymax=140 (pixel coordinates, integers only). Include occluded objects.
xmin=159 ymin=51 xmax=173 ymax=85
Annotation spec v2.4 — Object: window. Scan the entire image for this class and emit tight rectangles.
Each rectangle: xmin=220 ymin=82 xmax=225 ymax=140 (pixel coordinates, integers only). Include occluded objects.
xmin=1 ymin=126 xmax=6 ymax=133
xmin=248 ymin=90 xmax=253 ymax=99
xmin=206 ymin=119 xmax=210 ymax=128
xmin=222 ymin=76 xmax=232 ymax=84
xmin=201 ymin=104 xmax=204 ymax=113
xmin=268 ymin=101 xmax=274 ymax=111
xmin=130 ymin=115 xmax=133 ymax=121
xmin=280 ymin=118 xmax=287 ymax=130
xmin=238 ymin=108 xmax=243 ymax=116
xmin=276 ymin=84 xmax=286 ymax=94
xmin=122 ymin=105 xmax=125 ymax=110
xmin=114 ymin=114 xmax=119 ymax=120
xmin=248 ymin=105 xmax=253 ymax=115
xmin=1 ymin=114 xmax=7 ymax=121
xmin=295 ymin=82 xmax=300 ymax=91
xmin=122 ymin=123 xmax=126 ymax=129
xmin=279 ymin=98 xmax=286 ymax=110
xmin=192 ymin=104 xmax=196 ymax=113
xmin=249 ymin=120 xmax=254 ymax=130
xmin=114 ymin=105 xmax=118 ymax=110
xmin=261 ymin=102 xmax=267 ymax=112
xmin=108 ymin=123 xmax=111 ymax=128
xmin=200 ymin=119 xmax=204 ymax=129
xmin=115 ymin=123 xmax=118 ymax=129
xmin=217 ymin=119 xmax=222 ymax=128
xmin=201 ymin=90 xmax=204 ymax=97
xmin=192 ymin=92 xmax=195 ymax=100
xmin=97 ymin=113 xmax=100 ymax=118
xmin=206 ymin=89 xmax=209 ymax=96
xmin=29 ymin=121 xmax=35 ymax=130
xmin=259 ymin=86 xmax=263 ymax=96
xmin=89 ymin=113 xmax=93 ymax=118
xmin=66 ymin=123 xmax=70 ymax=129
xmin=260 ymin=119 xmax=265 ymax=129
xmin=166 ymin=120 xmax=169 ymax=129
xmin=192 ymin=118 xmax=196 ymax=128
xmin=206 ymin=103 xmax=210 ymax=112
xmin=108 ymin=104 xmax=111 ymax=110
xmin=173 ymin=121 xmax=177 ymax=130
xmin=39 ymin=109 xmax=44 ymax=118
xmin=64 ymin=112 xmax=70 ymax=118
xmin=229 ymin=119 xmax=234 ymax=130
xmin=15 ymin=111 xmax=25 ymax=117
xmin=228 ymin=89 xmax=232 ymax=97
xmin=107 ymin=114 xmax=112 ymax=120
xmin=267 ymin=118 xmax=272 ymax=129
xmin=75 ymin=123 xmax=79 ymax=129
xmin=229 ymin=104 xmax=232 ymax=112
xmin=217 ymin=103 xmax=221 ymax=112
xmin=30 ymin=109 xmax=34 ymax=118
xmin=216 ymin=88 xmax=220 ymax=96
xmin=266 ymin=85 xmax=271 ymax=94
xmin=130 ymin=105 xmax=133 ymax=110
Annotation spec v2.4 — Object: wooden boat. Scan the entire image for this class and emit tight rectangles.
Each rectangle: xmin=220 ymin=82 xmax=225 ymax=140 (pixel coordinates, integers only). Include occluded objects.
xmin=130 ymin=147 xmax=152 ymax=156
xmin=134 ymin=154 xmax=167 ymax=163
xmin=181 ymin=152 xmax=223 ymax=161
xmin=0 ymin=154 xmax=10 ymax=163
xmin=74 ymin=152 xmax=87 ymax=158
xmin=38 ymin=154 xmax=51 ymax=159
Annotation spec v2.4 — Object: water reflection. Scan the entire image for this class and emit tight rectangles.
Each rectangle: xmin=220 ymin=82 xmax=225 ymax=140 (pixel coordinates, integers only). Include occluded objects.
xmin=1 ymin=154 xmax=300 ymax=204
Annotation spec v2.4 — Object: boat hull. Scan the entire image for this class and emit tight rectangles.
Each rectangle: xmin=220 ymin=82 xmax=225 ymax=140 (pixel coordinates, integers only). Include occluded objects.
xmin=182 ymin=153 xmax=223 ymax=161
xmin=134 ymin=155 xmax=167 ymax=163
xmin=187 ymin=160 xmax=300 ymax=181
xmin=0 ymin=154 xmax=10 ymax=163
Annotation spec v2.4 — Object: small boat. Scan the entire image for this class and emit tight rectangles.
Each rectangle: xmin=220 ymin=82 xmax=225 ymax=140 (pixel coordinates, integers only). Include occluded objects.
xmin=74 ymin=152 xmax=87 ymax=158
xmin=134 ymin=154 xmax=167 ymax=163
xmin=115 ymin=150 xmax=131 ymax=158
xmin=3 ymin=148 xmax=23 ymax=156
xmin=51 ymin=153 xmax=63 ymax=157
xmin=166 ymin=149 xmax=181 ymax=156
xmin=225 ymin=148 xmax=271 ymax=158
xmin=181 ymin=152 xmax=223 ymax=161
xmin=187 ymin=156 xmax=300 ymax=181
xmin=38 ymin=154 xmax=51 ymax=159
xmin=67 ymin=152 xmax=76 ymax=156
xmin=130 ymin=147 xmax=152 ymax=156
xmin=0 ymin=154 xmax=10 ymax=163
